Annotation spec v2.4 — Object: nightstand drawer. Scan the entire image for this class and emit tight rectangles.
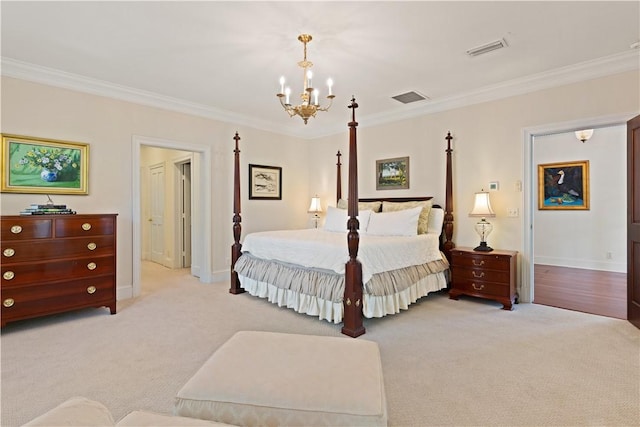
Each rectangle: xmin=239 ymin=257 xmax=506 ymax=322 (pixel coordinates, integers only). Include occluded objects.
xmin=451 ymin=251 xmax=510 ymax=271
xmin=454 ymin=279 xmax=509 ymax=298
xmin=453 ymin=267 xmax=510 ymax=283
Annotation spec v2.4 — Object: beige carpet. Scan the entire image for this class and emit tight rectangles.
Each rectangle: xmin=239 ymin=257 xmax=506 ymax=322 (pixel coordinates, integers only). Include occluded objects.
xmin=1 ymin=262 xmax=639 ymax=426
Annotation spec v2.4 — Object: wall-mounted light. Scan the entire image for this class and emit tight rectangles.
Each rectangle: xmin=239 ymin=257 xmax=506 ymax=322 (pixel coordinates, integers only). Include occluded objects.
xmin=575 ymin=129 xmax=594 ymax=143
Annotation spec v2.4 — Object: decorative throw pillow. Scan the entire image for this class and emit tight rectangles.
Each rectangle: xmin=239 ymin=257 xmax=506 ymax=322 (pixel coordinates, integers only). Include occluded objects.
xmin=382 ymin=200 xmax=433 ymax=234
xmin=366 ymin=206 xmax=422 ymax=236
xmin=324 ymin=206 xmax=372 ymax=232
xmin=336 ymin=199 xmax=382 ymax=213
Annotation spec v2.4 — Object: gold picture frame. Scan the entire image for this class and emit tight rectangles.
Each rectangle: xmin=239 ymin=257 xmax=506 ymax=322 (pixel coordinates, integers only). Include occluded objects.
xmin=1 ymin=134 xmax=89 ymax=194
xmin=538 ymin=160 xmax=589 ymax=210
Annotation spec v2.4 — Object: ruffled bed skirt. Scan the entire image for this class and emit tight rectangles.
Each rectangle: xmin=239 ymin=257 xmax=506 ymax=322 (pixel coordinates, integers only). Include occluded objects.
xmin=238 ymin=271 xmax=448 ymax=324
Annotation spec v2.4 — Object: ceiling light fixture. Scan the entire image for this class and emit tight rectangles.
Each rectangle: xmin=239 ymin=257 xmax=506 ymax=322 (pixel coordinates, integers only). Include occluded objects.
xmin=575 ymin=129 xmax=594 ymax=143
xmin=277 ymin=34 xmax=335 ymax=125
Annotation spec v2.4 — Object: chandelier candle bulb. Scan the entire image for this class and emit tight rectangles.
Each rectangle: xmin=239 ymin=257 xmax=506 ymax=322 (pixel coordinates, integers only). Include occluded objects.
xmin=327 ymin=78 xmax=333 ymax=95
xmin=307 ymin=70 xmax=313 ymax=89
xmin=279 ymin=76 xmax=285 ymax=94
xmin=285 ymin=87 xmax=291 ymax=105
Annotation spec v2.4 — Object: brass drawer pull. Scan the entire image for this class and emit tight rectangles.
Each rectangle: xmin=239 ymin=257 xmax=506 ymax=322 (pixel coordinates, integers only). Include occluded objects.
xmin=87 ymin=286 xmax=97 ymax=294
xmin=3 ymin=248 xmax=15 ymax=257
xmin=87 ymin=242 xmax=97 ymax=251
xmin=472 ymin=283 xmax=485 ymax=291
xmin=472 ymin=259 xmax=485 ymax=266
xmin=346 ymin=298 xmax=351 ymax=306
xmin=3 ymin=298 xmax=15 ymax=308
xmin=3 ymin=271 xmax=15 ymax=280
xmin=10 ymin=225 xmax=22 ymax=234
xmin=472 ymin=271 xmax=485 ymax=278
xmin=87 ymin=262 xmax=97 ymax=270
xmin=82 ymin=223 xmax=92 ymax=231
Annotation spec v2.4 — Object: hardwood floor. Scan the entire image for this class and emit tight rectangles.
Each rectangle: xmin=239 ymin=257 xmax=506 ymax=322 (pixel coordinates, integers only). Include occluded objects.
xmin=534 ymin=264 xmax=627 ymax=319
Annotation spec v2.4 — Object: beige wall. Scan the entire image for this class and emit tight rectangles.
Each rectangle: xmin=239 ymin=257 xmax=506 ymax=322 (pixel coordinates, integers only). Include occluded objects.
xmin=1 ymin=70 xmax=638 ymax=300
xmin=1 ymin=77 xmax=310 ymax=297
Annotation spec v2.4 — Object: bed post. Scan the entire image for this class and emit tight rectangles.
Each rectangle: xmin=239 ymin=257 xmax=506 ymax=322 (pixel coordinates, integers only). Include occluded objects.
xmin=443 ymin=131 xmax=455 ymax=262
xmin=230 ymin=132 xmax=245 ymax=294
xmin=336 ymin=151 xmax=342 ymax=203
xmin=342 ymin=97 xmax=365 ymax=338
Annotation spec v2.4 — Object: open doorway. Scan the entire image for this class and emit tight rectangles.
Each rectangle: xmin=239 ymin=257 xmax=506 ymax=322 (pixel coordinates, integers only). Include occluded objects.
xmin=522 ymin=113 xmax=633 ymax=313
xmin=132 ymin=135 xmax=213 ymax=298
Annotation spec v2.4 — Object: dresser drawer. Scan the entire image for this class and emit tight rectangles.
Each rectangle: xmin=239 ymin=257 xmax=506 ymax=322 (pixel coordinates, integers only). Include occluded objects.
xmin=54 ymin=216 xmax=115 ymax=237
xmin=1 ymin=276 xmax=114 ymax=323
xmin=2 ymin=236 xmax=115 ymax=263
xmin=451 ymin=251 xmax=510 ymax=271
xmin=452 ymin=266 xmax=510 ymax=283
xmin=1 ymin=255 xmax=115 ymax=287
xmin=0 ymin=218 xmax=52 ymax=240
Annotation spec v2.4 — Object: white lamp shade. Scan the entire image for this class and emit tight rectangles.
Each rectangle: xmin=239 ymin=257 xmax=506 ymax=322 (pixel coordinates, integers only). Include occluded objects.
xmin=469 ymin=191 xmax=495 ymax=217
xmin=308 ymin=196 xmax=322 ymax=213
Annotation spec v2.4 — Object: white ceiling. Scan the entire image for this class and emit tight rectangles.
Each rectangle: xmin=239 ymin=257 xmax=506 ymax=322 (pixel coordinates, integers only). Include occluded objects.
xmin=1 ymin=1 xmax=639 ymax=139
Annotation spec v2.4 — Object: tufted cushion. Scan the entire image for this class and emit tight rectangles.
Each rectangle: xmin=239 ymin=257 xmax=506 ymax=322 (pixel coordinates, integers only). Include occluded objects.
xmin=174 ymin=331 xmax=388 ymax=427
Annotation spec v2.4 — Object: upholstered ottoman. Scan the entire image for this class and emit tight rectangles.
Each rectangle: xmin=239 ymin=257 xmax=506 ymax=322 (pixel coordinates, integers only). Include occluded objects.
xmin=174 ymin=331 xmax=388 ymax=427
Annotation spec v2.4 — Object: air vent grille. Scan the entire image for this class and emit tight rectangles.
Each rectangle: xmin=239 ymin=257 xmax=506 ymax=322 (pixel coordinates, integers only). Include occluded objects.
xmin=391 ymin=91 xmax=429 ymax=104
xmin=466 ymin=39 xmax=507 ymax=57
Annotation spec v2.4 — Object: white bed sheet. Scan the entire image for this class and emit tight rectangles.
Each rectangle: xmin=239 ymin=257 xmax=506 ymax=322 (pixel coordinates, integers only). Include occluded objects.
xmin=241 ymin=229 xmax=443 ymax=284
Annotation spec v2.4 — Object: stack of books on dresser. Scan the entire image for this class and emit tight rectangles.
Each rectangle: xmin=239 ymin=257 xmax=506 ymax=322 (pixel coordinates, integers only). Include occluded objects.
xmin=20 ymin=204 xmax=77 ymax=215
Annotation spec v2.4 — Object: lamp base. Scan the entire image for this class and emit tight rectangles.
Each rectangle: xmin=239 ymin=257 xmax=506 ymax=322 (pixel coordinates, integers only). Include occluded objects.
xmin=473 ymin=242 xmax=493 ymax=252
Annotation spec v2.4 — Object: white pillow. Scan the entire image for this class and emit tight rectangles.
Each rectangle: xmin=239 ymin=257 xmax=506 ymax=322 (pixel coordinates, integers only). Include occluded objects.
xmin=427 ymin=207 xmax=445 ymax=234
xmin=324 ymin=206 xmax=372 ymax=232
xmin=366 ymin=206 xmax=422 ymax=236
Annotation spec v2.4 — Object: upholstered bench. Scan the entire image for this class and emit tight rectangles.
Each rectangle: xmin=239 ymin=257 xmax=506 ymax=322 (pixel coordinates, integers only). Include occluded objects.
xmin=174 ymin=331 xmax=388 ymax=426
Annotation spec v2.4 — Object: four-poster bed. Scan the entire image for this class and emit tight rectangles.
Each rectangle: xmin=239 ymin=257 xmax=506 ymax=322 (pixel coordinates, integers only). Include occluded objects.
xmin=230 ymin=98 xmax=455 ymax=337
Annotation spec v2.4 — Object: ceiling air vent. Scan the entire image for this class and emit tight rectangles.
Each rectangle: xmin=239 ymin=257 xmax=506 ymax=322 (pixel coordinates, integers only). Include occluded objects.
xmin=392 ymin=91 xmax=429 ymax=104
xmin=466 ymin=39 xmax=508 ymax=57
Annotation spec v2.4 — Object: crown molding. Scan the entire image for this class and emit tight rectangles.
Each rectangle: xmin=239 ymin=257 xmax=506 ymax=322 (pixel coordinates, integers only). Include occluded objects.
xmin=3 ymin=50 xmax=638 ymax=141
xmin=338 ymin=49 xmax=640 ymax=138
xmin=0 ymin=57 xmax=309 ymax=139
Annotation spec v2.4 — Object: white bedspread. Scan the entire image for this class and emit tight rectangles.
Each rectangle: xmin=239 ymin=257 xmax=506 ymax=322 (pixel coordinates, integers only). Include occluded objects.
xmin=241 ymin=229 xmax=442 ymax=284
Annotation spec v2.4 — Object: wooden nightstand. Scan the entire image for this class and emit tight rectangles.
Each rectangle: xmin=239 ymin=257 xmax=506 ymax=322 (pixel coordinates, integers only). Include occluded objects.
xmin=449 ymin=247 xmax=518 ymax=310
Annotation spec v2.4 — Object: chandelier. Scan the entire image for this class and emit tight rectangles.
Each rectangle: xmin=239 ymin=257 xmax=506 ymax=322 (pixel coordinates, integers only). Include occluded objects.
xmin=277 ymin=34 xmax=335 ymax=124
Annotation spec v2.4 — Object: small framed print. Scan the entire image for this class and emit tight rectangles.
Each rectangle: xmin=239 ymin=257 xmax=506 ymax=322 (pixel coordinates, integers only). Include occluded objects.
xmin=249 ymin=164 xmax=282 ymax=200
xmin=489 ymin=181 xmax=499 ymax=191
xmin=376 ymin=156 xmax=409 ymax=190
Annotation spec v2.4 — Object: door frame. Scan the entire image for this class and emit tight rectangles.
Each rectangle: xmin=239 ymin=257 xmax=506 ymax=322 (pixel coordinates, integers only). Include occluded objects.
xmin=132 ymin=135 xmax=212 ymax=297
xmin=521 ymin=112 xmax=636 ymax=303
xmin=173 ymin=155 xmax=193 ymax=269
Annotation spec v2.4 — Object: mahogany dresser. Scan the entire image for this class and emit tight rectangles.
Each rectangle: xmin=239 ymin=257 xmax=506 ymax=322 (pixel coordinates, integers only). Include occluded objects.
xmin=1 ymin=214 xmax=117 ymax=327
xmin=449 ymin=246 xmax=518 ymax=310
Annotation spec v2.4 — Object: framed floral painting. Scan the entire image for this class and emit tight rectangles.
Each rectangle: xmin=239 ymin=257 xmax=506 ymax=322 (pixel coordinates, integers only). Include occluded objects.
xmin=1 ymin=134 xmax=89 ymax=194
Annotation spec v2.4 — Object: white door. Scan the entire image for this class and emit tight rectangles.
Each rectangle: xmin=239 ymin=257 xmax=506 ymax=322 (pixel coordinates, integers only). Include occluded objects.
xmin=150 ymin=163 xmax=165 ymax=265
xmin=180 ymin=161 xmax=192 ymax=267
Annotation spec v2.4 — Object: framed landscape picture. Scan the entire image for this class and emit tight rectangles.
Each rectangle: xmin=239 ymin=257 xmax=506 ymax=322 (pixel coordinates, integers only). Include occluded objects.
xmin=248 ymin=164 xmax=282 ymax=200
xmin=538 ymin=160 xmax=589 ymax=210
xmin=1 ymin=134 xmax=89 ymax=194
xmin=376 ymin=156 xmax=409 ymax=190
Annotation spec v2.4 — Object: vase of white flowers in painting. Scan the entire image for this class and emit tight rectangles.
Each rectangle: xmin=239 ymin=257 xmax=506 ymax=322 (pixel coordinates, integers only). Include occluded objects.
xmin=20 ymin=147 xmax=78 ymax=182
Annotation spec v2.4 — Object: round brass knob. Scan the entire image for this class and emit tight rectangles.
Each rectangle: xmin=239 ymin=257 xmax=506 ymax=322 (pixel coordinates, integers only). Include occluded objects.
xmin=3 ymin=271 xmax=15 ymax=280
xmin=86 ymin=286 xmax=97 ymax=294
xmin=10 ymin=225 xmax=22 ymax=234
xmin=3 ymin=298 xmax=15 ymax=308
xmin=82 ymin=223 xmax=92 ymax=231
xmin=87 ymin=242 xmax=97 ymax=251
xmin=3 ymin=248 xmax=15 ymax=257
xmin=87 ymin=262 xmax=97 ymax=270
